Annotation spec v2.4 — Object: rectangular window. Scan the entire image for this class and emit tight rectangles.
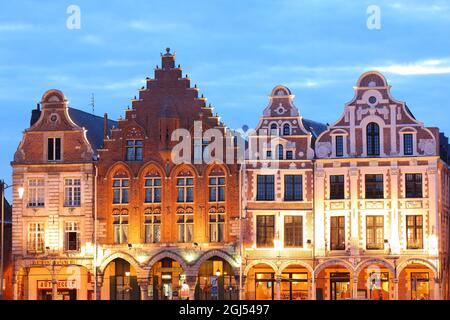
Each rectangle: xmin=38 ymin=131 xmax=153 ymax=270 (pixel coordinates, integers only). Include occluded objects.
xmin=177 ymin=209 xmax=194 ymax=243
xmin=335 ymin=136 xmax=344 ymax=157
xmin=404 ymin=134 xmax=414 ymax=155
xmin=64 ymin=179 xmax=81 ymax=207
xmin=209 ymin=209 xmax=225 ymax=243
xmin=286 ymin=151 xmax=293 ymax=160
xmin=284 ymin=216 xmax=303 ymax=248
xmin=365 ymin=174 xmax=384 ymax=199
xmin=256 ymin=215 xmax=275 ymax=248
xmin=330 ymin=175 xmax=345 ymax=200
xmin=405 ymin=174 xmax=423 ymax=198
xmin=284 ymin=175 xmax=303 ymax=201
xmin=113 ymin=178 xmax=129 ymax=204
xmin=113 ymin=210 xmax=129 ymax=244
xmin=47 ymin=137 xmax=61 ymax=161
xmin=209 ymin=177 xmax=225 ymax=202
xmin=64 ymin=222 xmax=80 ymax=252
xmin=407 ymin=215 xmax=423 ymax=249
xmin=28 ymin=179 xmax=45 ymax=207
xmin=144 ymin=177 xmax=161 ymax=203
xmin=144 ymin=210 xmax=161 ymax=244
xmin=366 ymin=216 xmax=384 ymax=250
xmin=28 ymin=223 xmax=44 ymax=253
xmin=266 ymin=150 xmax=272 ymax=159
xmin=330 ymin=216 xmax=345 ymax=250
xmin=256 ymin=175 xmax=275 ymax=201
xmin=125 ymin=140 xmax=143 ymax=161
xmin=177 ymin=177 xmax=194 ymax=202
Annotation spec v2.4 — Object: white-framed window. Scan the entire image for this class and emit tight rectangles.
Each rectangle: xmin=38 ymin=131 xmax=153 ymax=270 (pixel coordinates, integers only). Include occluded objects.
xmin=144 ymin=176 xmax=161 ymax=203
xmin=209 ymin=176 xmax=225 ymax=202
xmin=28 ymin=179 xmax=45 ymax=207
xmin=209 ymin=207 xmax=225 ymax=243
xmin=144 ymin=208 xmax=161 ymax=243
xmin=177 ymin=176 xmax=194 ymax=202
xmin=28 ymin=223 xmax=45 ymax=253
xmin=47 ymin=137 xmax=61 ymax=161
xmin=64 ymin=222 xmax=80 ymax=252
xmin=113 ymin=178 xmax=129 ymax=204
xmin=113 ymin=209 xmax=129 ymax=244
xmin=64 ymin=179 xmax=81 ymax=207
xmin=177 ymin=207 xmax=194 ymax=243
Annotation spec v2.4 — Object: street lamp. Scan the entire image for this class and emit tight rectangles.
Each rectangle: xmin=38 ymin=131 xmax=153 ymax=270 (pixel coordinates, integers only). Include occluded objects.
xmin=1 ymin=180 xmax=24 ymax=300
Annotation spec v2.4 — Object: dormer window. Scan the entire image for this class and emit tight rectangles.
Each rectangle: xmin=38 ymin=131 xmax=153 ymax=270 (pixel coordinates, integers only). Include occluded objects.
xmin=335 ymin=136 xmax=344 ymax=157
xmin=403 ymin=134 xmax=413 ymax=155
xmin=367 ymin=123 xmax=380 ymax=156
xmin=283 ymin=124 xmax=291 ymax=136
xmin=270 ymin=124 xmax=278 ymax=136
xmin=126 ymin=140 xmax=143 ymax=161
xmin=47 ymin=137 xmax=61 ymax=161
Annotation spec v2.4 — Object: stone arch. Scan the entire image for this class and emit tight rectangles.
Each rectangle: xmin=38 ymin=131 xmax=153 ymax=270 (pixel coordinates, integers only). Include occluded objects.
xmin=203 ymin=163 xmax=231 ymax=177
xmin=99 ymin=251 xmax=142 ymax=275
xmin=145 ymin=250 xmax=189 ymax=276
xmin=193 ymin=250 xmax=239 ymax=271
xmin=41 ymin=89 xmax=66 ymax=103
xmin=244 ymin=260 xmax=278 ymax=276
xmin=313 ymin=259 xmax=355 ymax=278
xmin=356 ymin=71 xmax=388 ymax=88
xmin=354 ymin=258 xmax=396 ymax=277
xmin=270 ymin=85 xmax=292 ymax=97
xmin=105 ymin=161 xmax=134 ymax=179
xmin=277 ymin=260 xmax=314 ymax=277
xmin=397 ymin=258 xmax=438 ymax=279
xmin=169 ymin=163 xmax=200 ymax=178
xmin=137 ymin=160 xmax=166 ymax=179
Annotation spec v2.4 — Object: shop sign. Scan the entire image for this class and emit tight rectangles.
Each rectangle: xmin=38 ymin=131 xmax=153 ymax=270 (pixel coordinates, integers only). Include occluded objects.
xmin=31 ymin=259 xmax=83 ymax=267
xmin=37 ymin=280 xmax=78 ymax=290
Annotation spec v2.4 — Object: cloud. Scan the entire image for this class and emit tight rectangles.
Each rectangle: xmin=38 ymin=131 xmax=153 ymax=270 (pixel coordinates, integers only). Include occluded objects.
xmin=0 ymin=23 xmax=33 ymax=31
xmin=129 ymin=20 xmax=190 ymax=32
xmin=373 ymin=59 xmax=450 ymax=75
xmin=80 ymin=34 xmax=104 ymax=45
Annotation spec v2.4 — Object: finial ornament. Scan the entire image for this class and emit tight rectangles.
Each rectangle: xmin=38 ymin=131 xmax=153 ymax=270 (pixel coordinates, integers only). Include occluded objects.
xmin=166 ymin=47 xmax=171 ymax=54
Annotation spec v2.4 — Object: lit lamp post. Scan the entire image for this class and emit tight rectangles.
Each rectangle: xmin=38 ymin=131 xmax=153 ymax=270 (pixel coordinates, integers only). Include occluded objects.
xmin=0 ymin=180 xmax=24 ymax=300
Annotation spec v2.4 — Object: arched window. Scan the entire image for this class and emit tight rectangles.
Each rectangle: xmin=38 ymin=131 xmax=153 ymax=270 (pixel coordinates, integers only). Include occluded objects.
xmin=277 ymin=144 xmax=284 ymax=160
xmin=144 ymin=173 xmax=161 ymax=203
xmin=209 ymin=173 xmax=225 ymax=202
xmin=367 ymin=122 xmax=380 ymax=156
xmin=270 ymin=124 xmax=278 ymax=136
xmin=177 ymin=174 xmax=194 ymax=203
xmin=112 ymin=172 xmax=129 ymax=204
xmin=283 ymin=124 xmax=290 ymax=136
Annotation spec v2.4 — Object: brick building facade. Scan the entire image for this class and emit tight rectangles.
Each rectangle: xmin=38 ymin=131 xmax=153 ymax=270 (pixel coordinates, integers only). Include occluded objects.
xmin=9 ymin=51 xmax=450 ymax=300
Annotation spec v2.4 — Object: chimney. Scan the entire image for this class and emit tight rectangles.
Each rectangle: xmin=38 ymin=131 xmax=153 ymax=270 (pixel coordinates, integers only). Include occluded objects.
xmin=103 ymin=113 xmax=109 ymax=139
xmin=30 ymin=103 xmax=42 ymax=127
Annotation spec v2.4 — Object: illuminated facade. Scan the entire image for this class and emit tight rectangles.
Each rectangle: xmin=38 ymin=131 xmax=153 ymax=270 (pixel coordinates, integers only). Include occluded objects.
xmin=11 ymin=90 xmax=116 ymax=300
xmin=9 ymin=51 xmax=450 ymax=300
xmin=242 ymin=72 xmax=450 ymax=300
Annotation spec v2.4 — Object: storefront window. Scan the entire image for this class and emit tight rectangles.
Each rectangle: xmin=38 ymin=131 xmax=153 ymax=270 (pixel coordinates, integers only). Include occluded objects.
xmin=368 ymin=272 xmax=389 ymax=300
xmin=281 ymin=273 xmax=308 ymax=300
xmin=411 ymin=272 xmax=429 ymax=300
xmin=255 ymin=273 xmax=274 ymax=300
xmin=330 ymin=273 xmax=351 ymax=300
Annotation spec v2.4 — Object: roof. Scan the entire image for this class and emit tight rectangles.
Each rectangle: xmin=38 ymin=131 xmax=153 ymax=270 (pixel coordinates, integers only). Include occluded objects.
xmin=68 ymin=108 xmax=118 ymax=152
xmin=302 ymin=118 xmax=327 ymax=138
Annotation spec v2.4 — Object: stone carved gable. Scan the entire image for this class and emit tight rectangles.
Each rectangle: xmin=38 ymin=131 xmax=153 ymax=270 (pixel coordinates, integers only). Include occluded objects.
xmin=315 ymin=71 xmax=438 ymax=158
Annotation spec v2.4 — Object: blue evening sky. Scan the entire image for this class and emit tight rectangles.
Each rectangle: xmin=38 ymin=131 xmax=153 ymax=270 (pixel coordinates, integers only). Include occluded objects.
xmin=1 ymin=0 xmax=450 ymax=200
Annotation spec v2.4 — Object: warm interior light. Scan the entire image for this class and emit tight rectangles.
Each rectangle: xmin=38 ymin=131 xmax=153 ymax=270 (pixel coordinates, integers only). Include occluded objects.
xmin=18 ymin=187 xmax=25 ymax=199
xmin=125 ymin=271 xmax=131 ymax=277
xmin=216 ymin=269 xmax=221 ymax=277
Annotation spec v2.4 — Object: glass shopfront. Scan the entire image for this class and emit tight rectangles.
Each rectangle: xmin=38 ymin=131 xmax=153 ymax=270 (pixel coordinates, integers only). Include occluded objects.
xmin=369 ymin=272 xmax=389 ymax=300
xmin=280 ymin=273 xmax=308 ymax=300
xmin=330 ymin=272 xmax=351 ymax=300
xmin=411 ymin=272 xmax=429 ymax=300
xmin=255 ymin=273 xmax=274 ymax=300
